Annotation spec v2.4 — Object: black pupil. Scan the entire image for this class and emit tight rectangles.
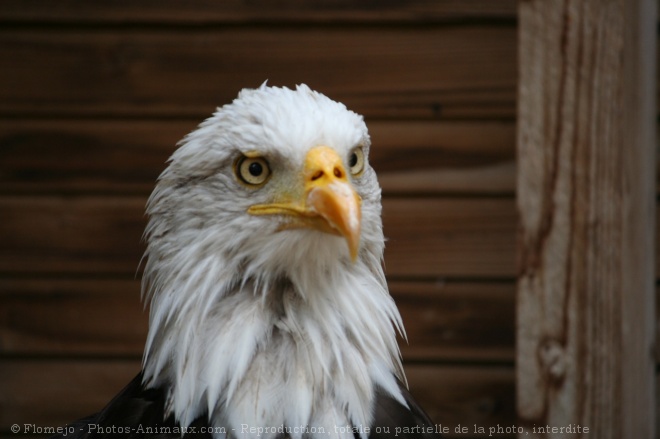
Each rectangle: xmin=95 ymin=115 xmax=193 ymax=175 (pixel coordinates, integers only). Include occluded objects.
xmin=248 ymin=162 xmax=263 ymax=176
xmin=349 ymin=153 xmax=358 ymax=168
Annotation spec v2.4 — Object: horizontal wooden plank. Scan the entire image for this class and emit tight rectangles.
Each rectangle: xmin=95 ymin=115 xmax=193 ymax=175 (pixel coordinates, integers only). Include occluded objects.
xmin=0 ymin=120 xmax=187 ymax=195
xmin=383 ymin=198 xmax=516 ymax=277
xmin=0 ymin=197 xmax=147 ymax=275
xmin=0 ymin=279 xmax=515 ymax=362
xmin=0 ymin=359 xmax=515 ymax=438
xmin=394 ymin=281 xmax=514 ymax=362
xmin=0 ymin=196 xmax=517 ymax=277
xmin=0 ymin=279 xmax=147 ymax=357
xmin=371 ymin=121 xmax=516 ymax=196
xmin=0 ymin=119 xmax=516 ymax=196
xmin=0 ymin=1 xmax=517 ymax=24
xmin=0 ymin=27 xmax=517 ymax=119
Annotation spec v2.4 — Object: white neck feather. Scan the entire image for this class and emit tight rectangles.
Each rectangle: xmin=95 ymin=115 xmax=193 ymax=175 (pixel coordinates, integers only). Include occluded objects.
xmin=142 ymin=232 xmax=406 ymax=439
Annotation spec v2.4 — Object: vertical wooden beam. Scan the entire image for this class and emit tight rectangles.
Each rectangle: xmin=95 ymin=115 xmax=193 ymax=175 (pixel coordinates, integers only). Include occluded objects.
xmin=516 ymin=0 xmax=656 ymax=438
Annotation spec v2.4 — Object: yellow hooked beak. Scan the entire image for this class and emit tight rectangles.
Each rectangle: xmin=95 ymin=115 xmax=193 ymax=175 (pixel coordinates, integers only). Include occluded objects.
xmin=247 ymin=146 xmax=362 ymax=261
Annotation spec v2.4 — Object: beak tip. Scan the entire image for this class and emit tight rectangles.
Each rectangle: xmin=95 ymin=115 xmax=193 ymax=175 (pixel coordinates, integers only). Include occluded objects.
xmin=346 ymin=230 xmax=360 ymax=263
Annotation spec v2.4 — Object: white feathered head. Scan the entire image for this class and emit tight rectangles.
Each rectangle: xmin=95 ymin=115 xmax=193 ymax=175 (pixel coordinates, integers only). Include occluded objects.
xmin=141 ymin=84 xmax=405 ymax=437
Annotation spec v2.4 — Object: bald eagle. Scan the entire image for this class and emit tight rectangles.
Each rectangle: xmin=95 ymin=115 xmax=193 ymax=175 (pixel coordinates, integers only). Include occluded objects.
xmin=53 ymin=84 xmax=440 ymax=438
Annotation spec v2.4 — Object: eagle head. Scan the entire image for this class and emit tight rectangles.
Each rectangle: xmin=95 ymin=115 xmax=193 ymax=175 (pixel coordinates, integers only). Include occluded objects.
xmin=140 ymin=84 xmax=406 ymax=438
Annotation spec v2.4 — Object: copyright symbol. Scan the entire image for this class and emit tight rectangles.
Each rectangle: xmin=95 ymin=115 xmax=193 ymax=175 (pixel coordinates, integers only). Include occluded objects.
xmin=11 ymin=424 xmax=20 ymax=433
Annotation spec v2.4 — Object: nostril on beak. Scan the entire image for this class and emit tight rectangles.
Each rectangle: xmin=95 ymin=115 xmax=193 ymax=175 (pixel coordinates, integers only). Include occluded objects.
xmin=311 ymin=170 xmax=324 ymax=181
xmin=334 ymin=167 xmax=343 ymax=178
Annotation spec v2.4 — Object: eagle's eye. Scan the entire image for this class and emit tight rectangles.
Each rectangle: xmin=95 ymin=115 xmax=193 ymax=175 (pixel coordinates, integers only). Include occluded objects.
xmin=236 ymin=156 xmax=271 ymax=185
xmin=348 ymin=147 xmax=365 ymax=176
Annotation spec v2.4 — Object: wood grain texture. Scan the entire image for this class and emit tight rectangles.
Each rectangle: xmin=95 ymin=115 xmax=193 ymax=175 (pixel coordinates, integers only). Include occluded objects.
xmin=0 ymin=119 xmax=516 ymax=196
xmin=0 ymin=359 xmax=515 ymax=439
xmin=383 ymin=198 xmax=516 ymax=278
xmin=0 ymin=0 xmax=517 ymax=24
xmin=516 ymin=0 xmax=656 ymax=437
xmin=0 ymin=196 xmax=517 ymax=278
xmin=393 ymin=281 xmax=514 ymax=362
xmin=0 ymin=27 xmax=516 ymax=119
xmin=0 ymin=279 xmax=515 ymax=362
xmin=0 ymin=196 xmax=147 ymax=275
xmin=0 ymin=279 xmax=147 ymax=357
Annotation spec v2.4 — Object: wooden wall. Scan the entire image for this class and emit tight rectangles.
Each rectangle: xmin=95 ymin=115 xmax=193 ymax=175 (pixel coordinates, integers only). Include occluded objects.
xmin=1 ymin=1 xmax=521 ymax=437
